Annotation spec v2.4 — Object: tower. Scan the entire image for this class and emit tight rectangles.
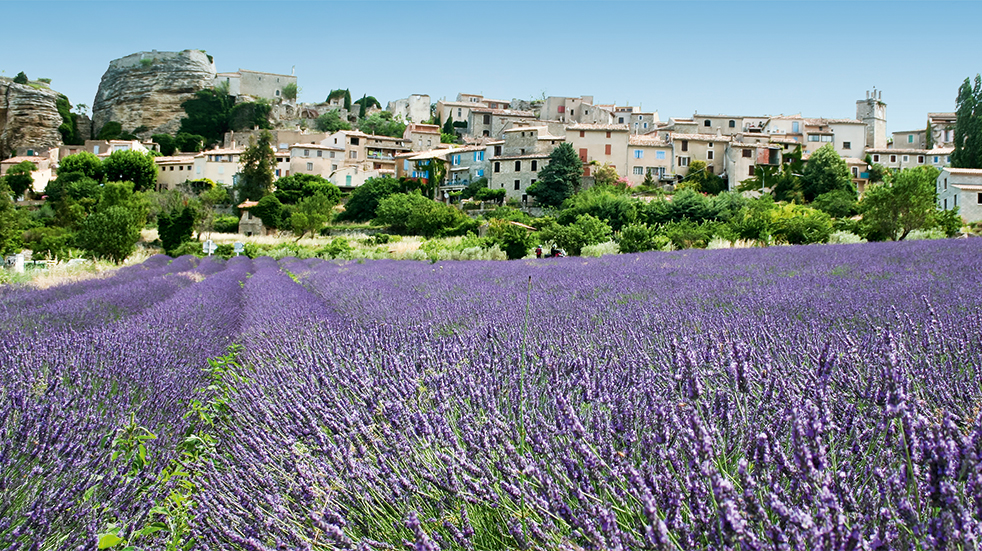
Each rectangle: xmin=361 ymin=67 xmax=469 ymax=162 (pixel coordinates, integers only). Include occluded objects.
xmin=856 ymin=89 xmax=887 ymax=149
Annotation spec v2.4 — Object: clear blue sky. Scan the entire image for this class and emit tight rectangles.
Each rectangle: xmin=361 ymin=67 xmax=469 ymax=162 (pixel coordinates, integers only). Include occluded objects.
xmin=2 ymin=0 xmax=980 ymax=135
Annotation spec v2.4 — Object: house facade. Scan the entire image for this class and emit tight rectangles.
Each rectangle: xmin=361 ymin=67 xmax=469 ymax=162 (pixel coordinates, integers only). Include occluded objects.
xmin=565 ymin=123 xmax=629 ymax=177
xmin=154 ymin=155 xmax=196 ymax=191
xmin=215 ymin=69 xmax=297 ymax=101
xmin=866 ymin=147 xmax=953 ymax=171
xmin=387 ymin=94 xmax=431 ymax=124
xmin=626 ymin=135 xmax=672 ymax=186
xmin=937 ymin=168 xmax=982 ymax=222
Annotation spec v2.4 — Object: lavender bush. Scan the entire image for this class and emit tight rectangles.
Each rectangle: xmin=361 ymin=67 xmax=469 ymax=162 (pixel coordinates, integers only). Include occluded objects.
xmin=2 ymin=240 xmax=981 ymax=550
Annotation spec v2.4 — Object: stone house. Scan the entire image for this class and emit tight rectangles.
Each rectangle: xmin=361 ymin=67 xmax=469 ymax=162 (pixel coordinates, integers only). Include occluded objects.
xmin=192 ymin=148 xmax=244 ymax=186
xmin=487 ymin=126 xmax=564 ymax=203
xmin=565 ymin=123 xmax=630 ymax=178
xmin=937 ymin=168 xmax=982 ymax=222
xmin=387 ymin=94 xmax=431 ymax=124
xmin=539 ymin=96 xmax=614 ymax=125
xmin=468 ymin=108 xmax=537 ymax=138
xmin=289 ymin=143 xmax=344 ymax=180
xmin=626 ymin=135 xmax=672 ymax=186
xmin=866 ymin=147 xmax=953 ymax=171
xmin=0 ymin=155 xmax=52 ymax=194
xmin=892 ymin=129 xmax=928 ymax=149
xmin=693 ymin=114 xmax=767 ymax=137
xmin=668 ymin=133 xmax=730 ymax=178
xmin=154 ymin=155 xmax=196 ymax=191
xmin=215 ymin=69 xmax=297 ymax=102
xmin=404 ymin=124 xmax=441 ymax=152
xmin=236 ymin=201 xmax=265 ymax=236
xmin=613 ymin=107 xmax=659 ymax=134
xmin=928 ymin=112 xmax=956 ymax=147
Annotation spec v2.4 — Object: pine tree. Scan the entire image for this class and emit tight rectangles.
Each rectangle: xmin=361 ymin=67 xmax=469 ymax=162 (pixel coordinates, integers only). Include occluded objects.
xmin=236 ymin=131 xmax=276 ymax=202
xmin=528 ymin=143 xmax=582 ymax=207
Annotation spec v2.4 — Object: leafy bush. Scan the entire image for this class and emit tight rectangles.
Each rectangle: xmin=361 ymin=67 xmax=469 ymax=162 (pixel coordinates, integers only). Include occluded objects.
xmin=157 ymin=206 xmax=196 ymax=255
xmin=59 ymin=152 xmax=103 ymax=181
xmin=314 ymin=111 xmax=351 ymax=133
xmin=336 ymin=177 xmax=402 ymax=222
xmin=813 ymin=189 xmax=859 ymax=218
xmin=539 ymin=214 xmax=612 ymax=256
xmin=21 ymin=227 xmax=75 ymax=260
xmin=76 ymin=205 xmax=140 ymax=263
xmin=827 ymin=231 xmax=867 ymax=244
xmin=580 ymin=240 xmax=620 ymax=257
xmin=617 ymin=222 xmax=660 ymax=253
xmin=319 ymin=237 xmax=353 ymax=259
xmin=558 ymin=186 xmax=638 ymax=231
xmin=374 ymin=193 xmax=475 ymax=238
xmin=212 ymin=215 xmax=240 ymax=234
xmin=474 ymin=187 xmax=506 ymax=203
xmin=658 ymin=219 xmax=718 ymax=249
xmin=770 ymin=203 xmax=833 ymax=245
xmin=152 ymin=134 xmax=178 ymax=156
xmin=102 ymin=149 xmax=158 ymax=192
xmin=251 ymin=195 xmax=284 ymax=230
xmin=486 ymin=219 xmax=536 ymax=260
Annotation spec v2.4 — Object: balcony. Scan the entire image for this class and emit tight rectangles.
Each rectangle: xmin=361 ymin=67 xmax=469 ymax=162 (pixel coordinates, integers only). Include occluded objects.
xmin=367 ymin=152 xmax=394 ymax=161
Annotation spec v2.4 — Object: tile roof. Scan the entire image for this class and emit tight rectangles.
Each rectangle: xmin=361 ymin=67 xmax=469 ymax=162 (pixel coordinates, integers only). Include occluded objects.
xmin=200 ymin=148 xmax=245 ymax=154
xmin=493 ymin=153 xmax=552 ymax=160
xmin=670 ymin=133 xmax=732 ymax=143
xmin=805 ymin=118 xmax=864 ymax=125
xmin=628 ymin=135 xmax=669 ymax=146
xmin=1 ymin=156 xmax=46 ymax=164
xmin=503 ymin=126 xmax=550 ymax=133
xmin=439 ymin=101 xmax=485 ymax=108
xmin=866 ymin=147 xmax=953 ymax=154
xmin=566 ymin=123 xmax=630 ymax=132
xmin=289 ymin=143 xmax=343 ymax=150
xmin=946 ymin=168 xmax=982 ymax=175
xmin=471 ymin=108 xmax=534 ymax=117
xmin=951 ymin=184 xmax=982 ymax=190
xmin=154 ymin=156 xmax=195 ymax=163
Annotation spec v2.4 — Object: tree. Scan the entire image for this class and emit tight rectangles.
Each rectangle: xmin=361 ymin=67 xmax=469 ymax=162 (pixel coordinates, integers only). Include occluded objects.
xmin=528 ymin=143 xmax=581 ymax=208
xmin=314 ymin=111 xmax=351 ymax=133
xmin=373 ymin=192 xmax=472 ymax=237
xmin=282 ymin=82 xmax=299 ymax=101
xmin=60 ymin=152 xmax=103 ymax=181
xmin=860 ymin=166 xmax=941 ymax=241
xmin=487 ymin=218 xmax=536 ymax=260
xmin=273 ymin=173 xmax=341 ymax=205
xmin=539 ymin=213 xmax=612 ymax=256
xmin=175 ymin=133 xmax=205 ymax=153
xmin=557 ymin=185 xmax=638 ymax=231
xmin=359 ymin=111 xmax=406 ymax=138
xmin=251 ymin=194 xmax=284 ymax=230
xmin=801 ymin=143 xmax=855 ymax=202
xmin=152 ymin=134 xmax=178 ymax=156
xmin=290 ymin=192 xmax=337 ymax=240
xmin=13 ymin=72 xmax=28 ymax=85
xmin=0 ymin=180 xmax=20 ymax=254
xmin=236 ymin=131 xmax=276 ymax=202
xmin=76 ymin=182 xmax=145 ymax=263
xmin=812 ymin=189 xmax=858 ymax=218
xmin=336 ymin=176 xmax=402 ymax=222
xmin=157 ymin=206 xmax=196 ymax=255
xmin=443 ymin=114 xmax=455 ymax=136
xmin=952 ymin=74 xmax=982 ymax=169
xmin=3 ymin=161 xmax=36 ymax=198
xmin=358 ymin=95 xmax=367 ymax=119
xmin=229 ymin=101 xmax=272 ymax=131
xmin=676 ymin=160 xmax=726 ymax=195
xmin=103 ymin=149 xmax=158 ymax=192
xmin=97 ymin=121 xmax=123 ymax=141
xmin=179 ymin=87 xmax=234 ymax=145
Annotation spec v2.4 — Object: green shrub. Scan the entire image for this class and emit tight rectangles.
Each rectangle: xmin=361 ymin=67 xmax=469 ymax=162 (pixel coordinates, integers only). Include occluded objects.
xmin=581 ymin=240 xmax=620 ymax=257
xmin=658 ymin=219 xmax=718 ymax=249
xmin=22 ymin=227 xmax=75 ymax=260
xmin=320 ymin=237 xmax=353 ymax=259
xmin=617 ymin=222 xmax=659 ymax=253
xmin=474 ymin=188 xmax=506 ymax=203
xmin=827 ymin=231 xmax=866 ymax=245
xmin=770 ymin=203 xmax=833 ymax=245
xmin=539 ymin=213 xmax=612 ymax=256
xmin=212 ymin=215 xmax=240 ymax=233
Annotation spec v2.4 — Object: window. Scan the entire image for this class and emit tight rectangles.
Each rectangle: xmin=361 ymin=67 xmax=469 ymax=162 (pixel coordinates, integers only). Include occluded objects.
xmin=483 ymin=114 xmax=490 ymax=124
xmin=843 ymin=141 xmax=851 ymax=149
xmin=275 ymin=90 xmax=280 ymax=97
xmin=704 ymin=120 xmax=711 ymax=127
xmin=494 ymin=162 xmax=500 ymax=173
xmin=196 ymin=166 xmax=201 ymax=174
xmin=902 ymin=155 xmax=909 ymax=163
xmin=707 ymin=166 xmax=714 ymax=174
xmin=579 ymin=148 xmax=588 ymax=162
xmin=579 ymin=131 xmax=585 ymax=138
xmin=478 ymin=169 xmax=484 ymax=177
xmin=306 ymin=162 xmax=313 ymax=171
xmin=317 ymin=150 xmax=322 ymax=157
xmin=934 ymin=156 xmax=940 ymax=164
xmin=404 ymin=160 xmax=410 ymax=170
xmin=494 ymin=146 xmax=502 ymax=156
xmin=808 ymin=135 xmax=821 ymax=142
xmin=644 ymin=123 xmax=648 ymax=129
xmin=742 ymin=149 xmax=752 ymax=158
xmin=346 ymin=175 xmax=352 ymax=186
xmin=944 ymin=178 xmax=947 ymax=190
xmin=531 ymin=160 xmax=538 ymax=171
xmin=452 ymin=155 xmax=460 ymax=166
xmin=514 ymin=160 xmax=521 ymax=171
xmin=330 ymin=151 xmax=336 ymax=158
xmin=681 ymin=140 xmax=688 ymax=152
xmin=218 ymin=166 xmax=224 ymax=175
xmin=618 ymin=117 xmax=624 ymax=124
xmin=605 ymin=131 xmax=612 ymax=138
xmin=918 ymin=156 xmax=924 ymax=164
xmin=557 ymin=105 xmax=565 ymax=113
xmin=605 ymin=144 xmax=612 ymax=155
xmin=908 ymin=134 xmax=914 ymax=143
xmin=822 ymin=135 xmax=833 ymax=142
xmin=656 ymin=151 xmax=665 ymax=160
xmin=633 ymin=166 xmax=644 ymax=175
xmin=707 ymin=151 xmax=714 ymax=160
xmin=350 ymin=151 xmax=357 ymax=159
xmin=474 ymin=151 xmax=483 ymax=161
xmin=457 ymin=108 xmax=462 ymax=117
xmin=677 ymin=156 xmax=690 ymax=167
xmin=707 ymin=142 xmax=713 ymax=148
xmin=978 ymin=192 xmax=982 ymax=205
xmin=350 ymin=137 xmax=359 ymax=145
xmin=890 ymin=155 xmax=897 ymax=163
xmin=514 ymin=180 xmax=520 ymax=191
xmin=873 ymin=154 xmax=880 ymax=162
xmin=852 ymin=167 xmax=858 ymax=177
xmin=748 ymin=166 xmax=755 ymax=176
xmin=792 ymin=122 xmax=799 ymax=133
xmin=634 ymin=149 xmax=643 ymax=159
xmin=944 ymin=198 xmax=947 ymax=209
xmin=729 ymin=120 xmax=736 ymax=128
xmin=332 ymin=164 xmax=337 ymax=171
xmin=947 ymin=156 xmax=951 ymax=163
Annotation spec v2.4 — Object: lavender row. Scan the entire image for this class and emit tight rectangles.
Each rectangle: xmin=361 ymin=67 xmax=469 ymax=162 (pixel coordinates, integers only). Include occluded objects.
xmin=0 ymin=256 xmax=253 ymax=549
xmin=189 ymin=241 xmax=982 ymax=549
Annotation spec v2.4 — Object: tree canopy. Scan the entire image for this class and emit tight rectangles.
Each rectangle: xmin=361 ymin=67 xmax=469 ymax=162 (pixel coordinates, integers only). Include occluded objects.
xmin=953 ymin=74 xmax=982 ymax=169
xmin=800 ymin=143 xmax=855 ymax=202
xmin=235 ymin=131 xmax=276 ymax=202
xmin=359 ymin=111 xmax=406 ymax=138
xmin=102 ymin=149 xmax=158 ymax=192
xmin=3 ymin=161 xmax=37 ymax=198
xmin=273 ymin=173 xmax=341 ymax=205
xmin=528 ymin=142 xmax=580 ymax=208
xmin=314 ymin=110 xmax=351 ymax=133
xmin=860 ymin=166 xmax=941 ymax=241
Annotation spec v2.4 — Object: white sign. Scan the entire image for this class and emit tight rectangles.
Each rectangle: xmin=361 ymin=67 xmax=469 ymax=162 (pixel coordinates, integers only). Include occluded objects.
xmin=203 ymin=240 xmax=217 ymax=255
xmin=233 ymin=242 xmax=244 ymax=256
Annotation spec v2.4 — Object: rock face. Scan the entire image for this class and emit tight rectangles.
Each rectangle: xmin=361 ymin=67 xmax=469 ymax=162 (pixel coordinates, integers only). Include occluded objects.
xmin=92 ymin=50 xmax=216 ymax=138
xmin=0 ymin=79 xmax=65 ymax=159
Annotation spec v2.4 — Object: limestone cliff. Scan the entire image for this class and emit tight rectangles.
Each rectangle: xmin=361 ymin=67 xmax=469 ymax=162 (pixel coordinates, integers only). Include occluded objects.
xmin=0 ymin=79 xmax=65 ymax=159
xmin=92 ymin=50 xmax=216 ymax=138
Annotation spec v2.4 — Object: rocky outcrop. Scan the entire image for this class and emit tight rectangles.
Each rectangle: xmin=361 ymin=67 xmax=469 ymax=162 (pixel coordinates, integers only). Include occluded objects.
xmin=92 ymin=50 xmax=216 ymax=139
xmin=0 ymin=79 xmax=64 ymax=159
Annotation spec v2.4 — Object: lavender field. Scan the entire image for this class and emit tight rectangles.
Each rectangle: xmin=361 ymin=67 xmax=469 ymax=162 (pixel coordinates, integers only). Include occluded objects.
xmin=2 ymin=240 xmax=982 ymax=550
